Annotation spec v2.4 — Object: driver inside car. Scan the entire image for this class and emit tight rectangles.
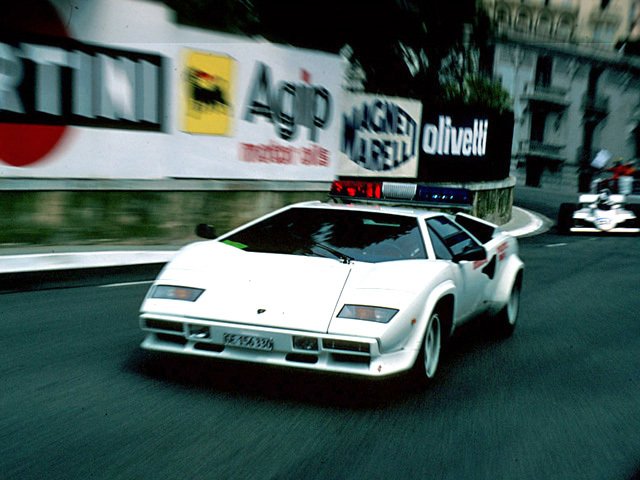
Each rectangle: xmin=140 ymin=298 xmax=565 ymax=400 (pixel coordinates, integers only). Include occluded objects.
xmin=594 ymin=189 xmax=614 ymax=211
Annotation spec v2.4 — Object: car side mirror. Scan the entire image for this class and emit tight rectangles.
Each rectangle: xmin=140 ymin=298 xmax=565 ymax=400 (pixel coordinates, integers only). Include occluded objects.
xmin=195 ymin=223 xmax=217 ymax=239
xmin=452 ymin=244 xmax=486 ymax=263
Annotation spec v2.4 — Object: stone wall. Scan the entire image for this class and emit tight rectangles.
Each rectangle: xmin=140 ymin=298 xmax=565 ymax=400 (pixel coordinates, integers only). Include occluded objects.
xmin=0 ymin=179 xmax=515 ymax=247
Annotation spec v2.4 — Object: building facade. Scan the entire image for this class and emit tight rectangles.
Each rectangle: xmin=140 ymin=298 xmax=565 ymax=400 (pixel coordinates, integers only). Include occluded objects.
xmin=483 ymin=0 xmax=640 ymax=189
xmin=482 ymin=0 xmax=638 ymax=49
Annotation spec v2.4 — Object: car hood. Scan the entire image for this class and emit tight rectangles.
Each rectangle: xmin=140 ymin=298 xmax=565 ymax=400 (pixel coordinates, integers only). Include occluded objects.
xmin=150 ymin=241 xmax=351 ymax=333
xmin=146 ymin=241 xmax=440 ymax=333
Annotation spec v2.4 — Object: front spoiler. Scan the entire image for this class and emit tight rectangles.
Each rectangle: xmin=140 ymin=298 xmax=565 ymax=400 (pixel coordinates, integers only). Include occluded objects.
xmin=569 ymin=227 xmax=640 ymax=233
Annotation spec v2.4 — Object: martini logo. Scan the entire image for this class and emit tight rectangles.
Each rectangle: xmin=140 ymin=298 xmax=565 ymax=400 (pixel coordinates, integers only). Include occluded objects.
xmin=422 ymin=115 xmax=489 ymax=157
xmin=242 ymin=62 xmax=332 ymax=142
xmin=0 ymin=35 xmax=164 ymax=166
xmin=341 ymin=99 xmax=419 ymax=171
xmin=182 ymin=50 xmax=234 ymax=135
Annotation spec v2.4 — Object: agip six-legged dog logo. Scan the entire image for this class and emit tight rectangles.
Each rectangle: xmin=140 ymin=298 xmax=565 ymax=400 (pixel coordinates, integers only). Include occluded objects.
xmin=182 ymin=50 xmax=235 ymax=135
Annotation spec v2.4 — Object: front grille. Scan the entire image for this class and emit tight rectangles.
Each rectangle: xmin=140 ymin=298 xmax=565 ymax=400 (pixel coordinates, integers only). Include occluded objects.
xmin=331 ymin=353 xmax=370 ymax=365
xmin=194 ymin=342 xmax=225 ymax=353
xmin=286 ymin=353 xmax=318 ymax=364
xmin=145 ymin=319 xmax=183 ymax=333
xmin=156 ymin=333 xmax=187 ymax=345
xmin=322 ymin=339 xmax=370 ymax=354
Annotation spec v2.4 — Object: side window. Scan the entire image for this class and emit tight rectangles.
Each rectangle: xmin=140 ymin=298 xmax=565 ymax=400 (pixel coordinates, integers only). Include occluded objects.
xmin=427 ymin=224 xmax=452 ymax=260
xmin=427 ymin=216 xmax=479 ymax=258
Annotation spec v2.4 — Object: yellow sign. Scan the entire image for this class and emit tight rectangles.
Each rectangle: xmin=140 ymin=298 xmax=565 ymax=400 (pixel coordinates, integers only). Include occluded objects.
xmin=182 ymin=50 xmax=235 ymax=135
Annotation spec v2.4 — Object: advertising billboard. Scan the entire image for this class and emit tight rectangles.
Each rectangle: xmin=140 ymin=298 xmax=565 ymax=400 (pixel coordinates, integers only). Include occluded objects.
xmin=338 ymin=93 xmax=422 ymax=178
xmin=418 ymin=107 xmax=514 ymax=182
xmin=0 ymin=0 xmax=344 ymax=182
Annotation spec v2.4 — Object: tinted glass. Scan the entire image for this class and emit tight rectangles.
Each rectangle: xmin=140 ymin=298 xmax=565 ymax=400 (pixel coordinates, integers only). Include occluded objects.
xmin=427 ymin=216 xmax=478 ymax=257
xmin=222 ymin=207 xmax=427 ymax=262
xmin=427 ymin=225 xmax=453 ymax=260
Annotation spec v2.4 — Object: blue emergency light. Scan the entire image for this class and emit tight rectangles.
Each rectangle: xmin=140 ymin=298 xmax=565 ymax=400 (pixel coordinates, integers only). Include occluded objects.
xmin=330 ymin=180 xmax=472 ymax=209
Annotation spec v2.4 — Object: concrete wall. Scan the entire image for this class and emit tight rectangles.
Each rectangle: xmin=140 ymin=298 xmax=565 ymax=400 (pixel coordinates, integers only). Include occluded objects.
xmin=0 ymin=179 xmax=514 ymax=247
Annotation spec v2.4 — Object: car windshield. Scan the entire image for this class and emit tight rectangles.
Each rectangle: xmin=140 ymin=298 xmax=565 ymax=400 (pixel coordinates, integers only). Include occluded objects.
xmin=221 ymin=207 xmax=427 ymax=263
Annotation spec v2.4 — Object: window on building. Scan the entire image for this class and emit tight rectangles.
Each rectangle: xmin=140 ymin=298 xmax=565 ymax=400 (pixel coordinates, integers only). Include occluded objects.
xmin=516 ymin=10 xmax=531 ymax=31
xmin=633 ymin=125 xmax=640 ymax=159
xmin=530 ymin=111 xmax=547 ymax=143
xmin=496 ymin=6 xmax=510 ymax=26
xmin=556 ymin=15 xmax=573 ymax=39
xmin=593 ymin=22 xmax=616 ymax=44
xmin=535 ymin=55 xmax=553 ymax=87
xmin=537 ymin=13 xmax=553 ymax=36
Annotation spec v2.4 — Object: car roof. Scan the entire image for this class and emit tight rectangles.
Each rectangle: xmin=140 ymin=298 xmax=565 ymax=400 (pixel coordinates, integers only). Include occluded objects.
xmin=288 ymin=200 xmax=450 ymax=219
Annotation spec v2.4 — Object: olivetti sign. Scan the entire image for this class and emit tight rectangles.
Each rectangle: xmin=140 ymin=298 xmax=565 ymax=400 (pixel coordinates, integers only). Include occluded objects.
xmin=418 ymin=108 xmax=513 ymax=182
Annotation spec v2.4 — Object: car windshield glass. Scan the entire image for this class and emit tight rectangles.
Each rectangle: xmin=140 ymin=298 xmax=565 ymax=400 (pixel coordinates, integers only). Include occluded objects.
xmin=222 ymin=207 xmax=427 ymax=262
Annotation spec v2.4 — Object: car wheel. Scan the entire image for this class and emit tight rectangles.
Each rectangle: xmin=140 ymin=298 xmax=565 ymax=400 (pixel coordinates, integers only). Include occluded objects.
xmin=411 ymin=311 xmax=442 ymax=383
xmin=557 ymin=203 xmax=576 ymax=234
xmin=628 ymin=204 xmax=640 ymax=230
xmin=494 ymin=278 xmax=521 ymax=337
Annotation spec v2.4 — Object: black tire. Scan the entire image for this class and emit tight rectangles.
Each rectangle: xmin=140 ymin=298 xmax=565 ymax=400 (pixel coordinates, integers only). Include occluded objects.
xmin=628 ymin=204 xmax=640 ymax=230
xmin=494 ymin=276 xmax=522 ymax=338
xmin=409 ymin=311 xmax=442 ymax=386
xmin=557 ymin=203 xmax=577 ymax=234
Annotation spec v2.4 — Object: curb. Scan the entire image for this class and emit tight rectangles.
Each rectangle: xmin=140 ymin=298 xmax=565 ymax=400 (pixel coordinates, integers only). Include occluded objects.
xmin=507 ymin=206 xmax=551 ymax=238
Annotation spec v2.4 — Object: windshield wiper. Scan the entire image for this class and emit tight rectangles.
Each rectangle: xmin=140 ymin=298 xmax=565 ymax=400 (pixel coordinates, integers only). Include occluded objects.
xmin=310 ymin=241 xmax=353 ymax=264
xmin=288 ymin=230 xmax=354 ymax=264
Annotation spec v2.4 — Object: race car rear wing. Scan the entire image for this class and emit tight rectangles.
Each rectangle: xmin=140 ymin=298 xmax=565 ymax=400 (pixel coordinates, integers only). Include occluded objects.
xmin=329 ymin=180 xmax=473 ymax=211
xmin=579 ymin=193 xmax=626 ymax=204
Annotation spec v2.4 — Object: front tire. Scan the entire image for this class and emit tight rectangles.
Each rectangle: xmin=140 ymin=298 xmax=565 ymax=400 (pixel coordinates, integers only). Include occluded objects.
xmin=557 ymin=203 xmax=576 ymax=234
xmin=411 ymin=312 xmax=442 ymax=385
xmin=628 ymin=204 xmax=640 ymax=230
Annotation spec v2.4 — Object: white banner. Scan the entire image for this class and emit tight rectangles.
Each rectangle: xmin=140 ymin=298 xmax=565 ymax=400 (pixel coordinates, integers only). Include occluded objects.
xmin=0 ymin=0 xmax=344 ymax=182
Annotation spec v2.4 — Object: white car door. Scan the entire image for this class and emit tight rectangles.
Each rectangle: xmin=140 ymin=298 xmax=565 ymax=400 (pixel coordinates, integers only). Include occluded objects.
xmin=426 ymin=216 xmax=490 ymax=321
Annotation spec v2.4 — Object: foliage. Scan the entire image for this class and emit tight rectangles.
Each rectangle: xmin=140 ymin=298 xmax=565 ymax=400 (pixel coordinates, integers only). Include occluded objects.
xmin=161 ymin=0 xmax=512 ymax=111
xmin=441 ymin=74 xmax=512 ymax=113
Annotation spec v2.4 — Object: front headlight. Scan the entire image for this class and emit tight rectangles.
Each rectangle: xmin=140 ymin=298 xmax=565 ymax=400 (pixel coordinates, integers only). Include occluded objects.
xmin=337 ymin=304 xmax=398 ymax=323
xmin=150 ymin=285 xmax=204 ymax=302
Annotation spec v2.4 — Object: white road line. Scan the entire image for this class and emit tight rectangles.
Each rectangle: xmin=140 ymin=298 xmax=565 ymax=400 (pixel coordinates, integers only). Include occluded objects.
xmin=545 ymin=243 xmax=568 ymax=248
xmin=99 ymin=280 xmax=154 ymax=288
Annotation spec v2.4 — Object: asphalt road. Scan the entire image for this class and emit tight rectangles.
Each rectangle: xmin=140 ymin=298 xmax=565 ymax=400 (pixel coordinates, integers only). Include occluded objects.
xmin=3 ymin=205 xmax=640 ymax=479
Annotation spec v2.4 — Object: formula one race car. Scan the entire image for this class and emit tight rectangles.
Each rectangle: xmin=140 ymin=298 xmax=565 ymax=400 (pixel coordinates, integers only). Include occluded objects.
xmin=139 ymin=180 xmax=524 ymax=386
xmin=557 ymin=189 xmax=640 ymax=234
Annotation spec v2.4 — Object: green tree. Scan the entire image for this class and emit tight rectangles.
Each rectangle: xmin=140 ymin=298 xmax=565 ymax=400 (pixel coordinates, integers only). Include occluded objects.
xmin=162 ymin=0 xmax=510 ymax=110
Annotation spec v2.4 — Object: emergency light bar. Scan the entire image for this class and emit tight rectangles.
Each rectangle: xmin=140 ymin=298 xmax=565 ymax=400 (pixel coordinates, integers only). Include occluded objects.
xmin=330 ymin=180 xmax=472 ymax=209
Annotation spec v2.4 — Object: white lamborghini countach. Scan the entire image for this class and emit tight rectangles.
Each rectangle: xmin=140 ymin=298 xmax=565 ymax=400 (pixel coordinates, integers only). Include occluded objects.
xmin=139 ymin=181 xmax=524 ymax=383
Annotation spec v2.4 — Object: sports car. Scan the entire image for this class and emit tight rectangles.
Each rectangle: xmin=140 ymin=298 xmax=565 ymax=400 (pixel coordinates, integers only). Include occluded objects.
xmin=557 ymin=189 xmax=640 ymax=234
xmin=139 ymin=181 xmax=524 ymax=383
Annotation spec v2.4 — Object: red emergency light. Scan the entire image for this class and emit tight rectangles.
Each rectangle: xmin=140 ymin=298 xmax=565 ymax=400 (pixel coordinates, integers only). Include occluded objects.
xmin=329 ymin=180 xmax=472 ymax=209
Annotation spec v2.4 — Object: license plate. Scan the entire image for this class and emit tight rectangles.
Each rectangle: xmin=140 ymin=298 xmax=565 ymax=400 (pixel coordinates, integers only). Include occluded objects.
xmin=223 ymin=333 xmax=274 ymax=351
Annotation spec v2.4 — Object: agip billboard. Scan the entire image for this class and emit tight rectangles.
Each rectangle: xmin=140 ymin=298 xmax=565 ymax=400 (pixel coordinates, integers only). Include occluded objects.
xmin=0 ymin=0 xmax=344 ymax=182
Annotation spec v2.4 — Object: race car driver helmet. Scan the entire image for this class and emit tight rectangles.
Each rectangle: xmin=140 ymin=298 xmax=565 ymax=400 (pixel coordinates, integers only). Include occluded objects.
xmin=597 ymin=189 xmax=612 ymax=210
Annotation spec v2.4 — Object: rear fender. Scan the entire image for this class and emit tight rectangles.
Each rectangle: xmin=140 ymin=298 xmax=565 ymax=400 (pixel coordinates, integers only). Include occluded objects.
xmin=490 ymin=255 xmax=524 ymax=310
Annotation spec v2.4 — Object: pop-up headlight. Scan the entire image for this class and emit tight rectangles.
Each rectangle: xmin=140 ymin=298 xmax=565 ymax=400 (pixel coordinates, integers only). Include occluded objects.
xmin=338 ymin=304 xmax=398 ymax=323
xmin=151 ymin=285 xmax=204 ymax=302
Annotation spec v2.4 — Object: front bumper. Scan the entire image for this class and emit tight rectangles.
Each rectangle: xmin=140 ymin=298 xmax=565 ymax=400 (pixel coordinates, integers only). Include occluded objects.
xmin=139 ymin=313 xmax=417 ymax=377
xmin=570 ymin=217 xmax=639 ymax=233
xmin=569 ymin=226 xmax=640 ymax=233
